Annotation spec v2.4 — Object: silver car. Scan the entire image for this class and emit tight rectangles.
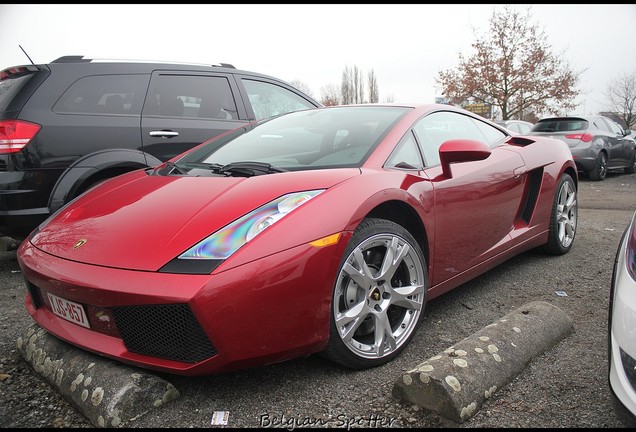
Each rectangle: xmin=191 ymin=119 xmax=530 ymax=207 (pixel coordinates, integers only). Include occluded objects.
xmin=528 ymin=115 xmax=636 ymax=181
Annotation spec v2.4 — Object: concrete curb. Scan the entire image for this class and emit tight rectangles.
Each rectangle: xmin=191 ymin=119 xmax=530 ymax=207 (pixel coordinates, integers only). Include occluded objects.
xmin=392 ymin=301 xmax=573 ymax=423
xmin=16 ymin=322 xmax=180 ymax=427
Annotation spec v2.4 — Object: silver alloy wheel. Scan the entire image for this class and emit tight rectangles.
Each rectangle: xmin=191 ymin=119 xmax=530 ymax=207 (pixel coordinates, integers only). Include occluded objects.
xmin=333 ymin=233 xmax=425 ymax=360
xmin=556 ymin=178 xmax=577 ymax=248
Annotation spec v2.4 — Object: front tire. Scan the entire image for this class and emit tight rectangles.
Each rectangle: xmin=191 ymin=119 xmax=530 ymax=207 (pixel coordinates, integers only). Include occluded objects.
xmin=321 ymin=218 xmax=427 ymax=369
xmin=541 ymin=173 xmax=577 ymax=255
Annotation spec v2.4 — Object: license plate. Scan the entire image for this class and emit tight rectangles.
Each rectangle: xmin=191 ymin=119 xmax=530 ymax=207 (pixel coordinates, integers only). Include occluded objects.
xmin=47 ymin=293 xmax=90 ymax=328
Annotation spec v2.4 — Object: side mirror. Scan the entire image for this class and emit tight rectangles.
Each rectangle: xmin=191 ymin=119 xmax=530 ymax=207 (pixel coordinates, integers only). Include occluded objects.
xmin=438 ymin=139 xmax=491 ymax=179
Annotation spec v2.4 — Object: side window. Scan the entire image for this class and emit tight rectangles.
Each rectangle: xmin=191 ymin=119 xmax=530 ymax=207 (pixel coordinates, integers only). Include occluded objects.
xmin=386 ymin=131 xmax=424 ymax=170
xmin=241 ymin=79 xmax=316 ymax=120
xmin=594 ymin=118 xmax=612 ymax=133
xmin=469 ymin=117 xmax=508 ymax=146
xmin=604 ymin=119 xmax=623 ymax=135
xmin=413 ymin=111 xmax=486 ymax=167
xmin=144 ymin=75 xmax=238 ymax=120
xmin=53 ymin=75 xmax=149 ymax=115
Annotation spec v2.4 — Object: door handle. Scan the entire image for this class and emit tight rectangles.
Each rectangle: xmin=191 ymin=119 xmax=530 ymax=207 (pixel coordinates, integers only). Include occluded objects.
xmin=149 ymin=130 xmax=179 ymax=138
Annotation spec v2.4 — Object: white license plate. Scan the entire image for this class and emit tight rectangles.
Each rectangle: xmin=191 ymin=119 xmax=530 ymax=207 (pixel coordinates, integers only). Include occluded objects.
xmin=47 ymin=293 xmax=90 ymax=328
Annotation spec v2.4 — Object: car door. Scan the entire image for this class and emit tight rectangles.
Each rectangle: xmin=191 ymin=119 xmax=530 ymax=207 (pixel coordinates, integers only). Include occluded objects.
xmin=413 ymin=111 xmax=527 ymax=286
xmin=141 ymin=71 xmax=250 ymax=162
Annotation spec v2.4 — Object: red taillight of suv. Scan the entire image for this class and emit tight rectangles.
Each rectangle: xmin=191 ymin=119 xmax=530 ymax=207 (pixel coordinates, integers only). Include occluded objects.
xmin=565 ymin=133 xmax=593 ymax=143
xmin=0 ymin=120 xmax=41 ymax=154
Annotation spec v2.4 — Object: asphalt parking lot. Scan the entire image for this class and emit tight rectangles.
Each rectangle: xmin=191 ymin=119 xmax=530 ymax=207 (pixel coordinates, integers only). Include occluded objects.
xmin=1 ymin=170 xmax=636 ymax=428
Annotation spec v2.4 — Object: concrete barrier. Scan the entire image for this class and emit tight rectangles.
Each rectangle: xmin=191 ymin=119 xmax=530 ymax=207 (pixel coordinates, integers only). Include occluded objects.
xmin=392 ymin=301 xmax=573 ymax=423
xmin=16 ymin=323 xmax=180 ymax=427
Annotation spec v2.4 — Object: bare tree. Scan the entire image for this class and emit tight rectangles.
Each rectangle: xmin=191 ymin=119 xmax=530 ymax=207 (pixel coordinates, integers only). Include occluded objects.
xmin=288 ymin=79 xmax=314 ymax=99
xmin=368 ymin=70 xmax=379 ymax=103
xmin=320 ymin=84 xmax=341 ymax=106
xmin=436 ymin=5 xmax=582 ymax=120
xmin=341 ymin=66 xmax=354 ymax=105
xmin=341 ymin=65 xmax=366 ymax=104
xmin=383 ymin=94 xmax=395 ymax=103
xmin=605 ymin=72 xmax=636 ymax=129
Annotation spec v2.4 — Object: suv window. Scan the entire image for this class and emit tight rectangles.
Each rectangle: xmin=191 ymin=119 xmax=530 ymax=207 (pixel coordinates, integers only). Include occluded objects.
xmin=0 ymin=67 xmax=39 ymax=112
xmin=53 ymin=75 xmax=149 ymax=115
xmin=143 ymin=74 xmax=238 ymax=120
xmin=241 ymin=79 xmax=316 ymax=120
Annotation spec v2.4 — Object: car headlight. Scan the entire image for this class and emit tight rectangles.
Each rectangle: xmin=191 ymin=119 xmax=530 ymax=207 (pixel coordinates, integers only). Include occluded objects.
xmin=159 ymin=190 xmax=324 ymax=274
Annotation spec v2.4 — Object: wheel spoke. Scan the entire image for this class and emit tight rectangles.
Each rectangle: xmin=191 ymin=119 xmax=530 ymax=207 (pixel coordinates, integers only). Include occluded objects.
xmin=378 ymin=237 xmax=410 ymax=280
xmin=373 ymin=311 xmax=396 ymax=357
xmin=342 ymin=247 xmax=374 ymax=287
xmin=335 ymin=301 xmax=368 ymax=343
xmin=386 ymin=283 xmax=425 ymax=310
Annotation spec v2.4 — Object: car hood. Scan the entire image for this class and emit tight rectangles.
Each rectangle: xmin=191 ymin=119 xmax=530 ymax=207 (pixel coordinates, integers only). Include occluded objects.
xmin=30 ymin=169 xmax=359 ymax=271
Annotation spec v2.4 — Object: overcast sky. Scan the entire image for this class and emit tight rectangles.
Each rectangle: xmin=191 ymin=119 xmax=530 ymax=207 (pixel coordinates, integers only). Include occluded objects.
xmin=1 ymin=4 xmax=635 ymax=117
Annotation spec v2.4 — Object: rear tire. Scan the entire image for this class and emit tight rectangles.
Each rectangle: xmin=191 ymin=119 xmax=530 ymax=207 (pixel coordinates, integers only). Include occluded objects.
xmin=541 ymin=173 xmax=577 ymax=255
xmin=321 ymin=218 xmax=427 ymax=369
xmin=588 ymin=152 xmax=607 ymax=181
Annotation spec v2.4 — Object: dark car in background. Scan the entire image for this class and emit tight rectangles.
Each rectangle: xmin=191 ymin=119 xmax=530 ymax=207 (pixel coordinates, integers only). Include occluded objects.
xmin=495 ymin=119 xmax=534 ymax=134
xmin=0 ymin=55 xmax=321 ymax=242
xmin=528 ymin=115 xmax=636 ymax=181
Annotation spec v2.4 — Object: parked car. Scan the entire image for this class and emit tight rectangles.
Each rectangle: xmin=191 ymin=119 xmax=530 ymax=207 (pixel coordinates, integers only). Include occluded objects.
xmin=495 ymin=119 xmax=534 ymax=134
xmin=18 ymin=103 xmax=578 ymax=376
xmin=527 ymin=115 xmax=636 ymax=181
xmin=609 ymin=210 xmax=636 ymax=420
xmin=0 ymin=55 xmax=321 ymax=242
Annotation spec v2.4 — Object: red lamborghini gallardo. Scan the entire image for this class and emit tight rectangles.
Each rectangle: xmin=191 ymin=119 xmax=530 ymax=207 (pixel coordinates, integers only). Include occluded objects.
xmin=17 ymin=104 xmax=578 ymax=375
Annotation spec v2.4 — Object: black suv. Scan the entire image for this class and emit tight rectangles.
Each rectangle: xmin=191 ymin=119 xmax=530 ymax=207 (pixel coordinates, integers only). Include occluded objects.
xmin=0 ymin=56 xmax=321 ymax=244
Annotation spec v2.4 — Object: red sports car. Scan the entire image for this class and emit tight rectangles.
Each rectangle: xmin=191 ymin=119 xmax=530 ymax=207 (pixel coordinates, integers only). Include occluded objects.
xmin=17 ymin=104 xmax=578 ymax=376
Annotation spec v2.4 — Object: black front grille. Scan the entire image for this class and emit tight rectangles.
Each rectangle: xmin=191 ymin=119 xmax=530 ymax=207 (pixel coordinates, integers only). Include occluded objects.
xmin=26 ymin=281 xmax=43 ymax=309
xmin=112 ymin=303 xmax=217 ymax=363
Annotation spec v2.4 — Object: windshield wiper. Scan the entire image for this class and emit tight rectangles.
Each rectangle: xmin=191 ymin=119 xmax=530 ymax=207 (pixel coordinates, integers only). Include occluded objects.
xmin=184 ymin=161 xmax=286 ymax=177
xmin=183 ymin=162 xmax=225 ymax=172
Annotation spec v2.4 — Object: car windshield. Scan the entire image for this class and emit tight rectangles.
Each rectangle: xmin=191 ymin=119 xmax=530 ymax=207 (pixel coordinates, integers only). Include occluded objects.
xmin=531 ymin=118 xmax=588 ymax=133
xmin=174 ymin=106 xmax=410 ymax=175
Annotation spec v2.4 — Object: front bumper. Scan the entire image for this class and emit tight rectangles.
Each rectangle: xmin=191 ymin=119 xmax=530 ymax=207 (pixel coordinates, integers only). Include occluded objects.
xmin=18 ymin=234 xmax=349 ymax=375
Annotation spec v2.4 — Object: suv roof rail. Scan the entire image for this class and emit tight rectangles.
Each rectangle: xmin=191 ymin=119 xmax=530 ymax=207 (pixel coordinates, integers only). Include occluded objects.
xmin=50 ymin=55 xmax=236 ymax=69
xmin=52 ymin=55 xmax=91 ymax=63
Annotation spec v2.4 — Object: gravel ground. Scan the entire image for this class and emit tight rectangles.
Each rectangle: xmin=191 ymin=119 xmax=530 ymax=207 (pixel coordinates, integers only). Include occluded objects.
xmin=2 ymin=172 xmax=636 ymax=428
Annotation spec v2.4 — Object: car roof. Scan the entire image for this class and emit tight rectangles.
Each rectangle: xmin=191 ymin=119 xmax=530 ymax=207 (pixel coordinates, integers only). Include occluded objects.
xmin=537 ymin=115 xmax=600 ymax=122
xmin=10 ymin=55 xmax=284 ymax=83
